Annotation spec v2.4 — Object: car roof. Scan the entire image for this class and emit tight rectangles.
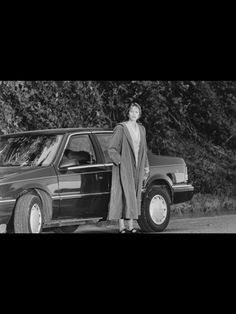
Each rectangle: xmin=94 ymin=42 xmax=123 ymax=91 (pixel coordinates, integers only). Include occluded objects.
xmin=0 ymin=128 xmax=113 ymax=138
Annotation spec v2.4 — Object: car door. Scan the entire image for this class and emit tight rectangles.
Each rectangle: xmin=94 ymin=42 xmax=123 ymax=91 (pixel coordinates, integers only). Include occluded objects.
xmin=92 ymin=131 xmax=113 ymax=217
xmin=56 ymin=132 xmax=109 ymax=219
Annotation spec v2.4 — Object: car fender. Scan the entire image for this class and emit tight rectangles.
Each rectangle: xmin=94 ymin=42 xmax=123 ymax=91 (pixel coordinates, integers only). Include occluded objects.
xmin=145 ymin=173 xmax=174 ymax=201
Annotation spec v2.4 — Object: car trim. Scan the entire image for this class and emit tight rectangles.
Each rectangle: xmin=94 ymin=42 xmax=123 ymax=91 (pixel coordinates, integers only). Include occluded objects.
xmin=67 ymin=164 xmax=106 ymax=170
xmin=43 ymin=217 xmax=103 ymax=228
xmin=0 ymin=199 xmax=16 ymax=203
xmin=172 ymin=184 xmax=194 ymax=190
xmin=52 ymin=191 xmax=110 ymax=200
xmin=151 ymin=164 xmax=185 ymax=169
xmin=92 ymin=131 xmax=113 ymax=134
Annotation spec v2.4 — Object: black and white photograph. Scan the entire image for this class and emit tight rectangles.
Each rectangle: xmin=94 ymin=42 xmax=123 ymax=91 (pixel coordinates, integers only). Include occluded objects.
xmin=0 ymin=81 xmax=235 ymax=234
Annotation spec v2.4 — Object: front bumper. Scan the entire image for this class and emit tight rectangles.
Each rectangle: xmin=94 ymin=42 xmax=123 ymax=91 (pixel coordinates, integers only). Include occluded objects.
xmin=0 ymin=199 xmax=16 ymax=224
xmin=172 ymin=184 xmax=194 ymax=204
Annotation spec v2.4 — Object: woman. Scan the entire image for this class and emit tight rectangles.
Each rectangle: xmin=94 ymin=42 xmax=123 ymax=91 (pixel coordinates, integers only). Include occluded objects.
xmin=107 ymin=102 xmax=150 ymax=233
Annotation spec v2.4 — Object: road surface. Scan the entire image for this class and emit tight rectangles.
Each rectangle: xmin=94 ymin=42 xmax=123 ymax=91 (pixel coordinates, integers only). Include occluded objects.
xmin=1 ymin=214 xmax=236 ymax=233
xmin=57 ymin=214 xmax=236 ymax=233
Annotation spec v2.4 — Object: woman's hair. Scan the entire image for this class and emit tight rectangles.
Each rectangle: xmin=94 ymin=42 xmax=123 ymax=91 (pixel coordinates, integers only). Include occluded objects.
xmin=126 ymin=102 xmax=142 ymax=119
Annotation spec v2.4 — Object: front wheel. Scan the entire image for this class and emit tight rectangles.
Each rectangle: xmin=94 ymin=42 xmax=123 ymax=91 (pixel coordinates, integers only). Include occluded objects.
xmin=138 ymin=186 xmax=171 ymax=232
xmin=14 ymin=194 xmax=43 ymax=233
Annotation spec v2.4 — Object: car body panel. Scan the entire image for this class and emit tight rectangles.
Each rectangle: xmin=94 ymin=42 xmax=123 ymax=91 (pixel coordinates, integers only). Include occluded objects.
xmin=0 ymin=165 xmax=60 ymax=223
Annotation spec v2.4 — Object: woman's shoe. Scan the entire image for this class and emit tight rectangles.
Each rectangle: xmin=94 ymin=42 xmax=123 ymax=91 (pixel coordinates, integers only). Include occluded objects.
xmin=128 ymin=228 xmax=140 ymax=233
xmin=119 ymin=229 xmax=128 ymax=233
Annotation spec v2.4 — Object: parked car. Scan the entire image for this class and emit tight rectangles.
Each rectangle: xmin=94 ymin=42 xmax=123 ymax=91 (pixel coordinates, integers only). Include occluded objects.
xmin=0 ymin=128 xmax=194 ymax=233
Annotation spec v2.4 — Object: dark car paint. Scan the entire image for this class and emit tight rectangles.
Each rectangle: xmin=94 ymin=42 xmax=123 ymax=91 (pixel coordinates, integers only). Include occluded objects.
xmin=0 ymin=165 xmax=60 ymax=223
xmin=0 ymin=128 xmax=194 ymax=226
xmin=56 ymin=164 xmax=111 ymax=219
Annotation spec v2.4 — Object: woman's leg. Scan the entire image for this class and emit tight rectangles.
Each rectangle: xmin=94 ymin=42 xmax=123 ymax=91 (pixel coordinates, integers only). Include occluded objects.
xmin=127 ymin=219 xmax=134 ymax=231
xmin=127 ymin=219 xmax=139 ymax=232
xmin=119 ymin=219 xmax=125 ymax=231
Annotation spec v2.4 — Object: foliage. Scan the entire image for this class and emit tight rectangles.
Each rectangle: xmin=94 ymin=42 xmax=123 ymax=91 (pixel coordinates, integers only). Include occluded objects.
xmin=0 ymin=80 xmax=235 ymax=197
xmin=0 ymin=81 xmax=108 ymax=132
xmin=172 ymin=193 xmax=236 ymax=218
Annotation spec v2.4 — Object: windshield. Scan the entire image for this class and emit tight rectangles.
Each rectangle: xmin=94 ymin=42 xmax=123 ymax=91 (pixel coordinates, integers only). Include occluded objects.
xmin=0 ymin=134 xmax=63 ymax=167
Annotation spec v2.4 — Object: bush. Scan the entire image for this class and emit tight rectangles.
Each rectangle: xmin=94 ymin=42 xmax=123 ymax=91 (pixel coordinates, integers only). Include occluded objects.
xmin=172 ymin=193 xmax=236 ymax=218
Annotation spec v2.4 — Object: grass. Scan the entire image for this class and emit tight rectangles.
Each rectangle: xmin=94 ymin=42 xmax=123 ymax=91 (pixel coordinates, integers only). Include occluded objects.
xmin=171 ymin=193 xmax=236 ymax=218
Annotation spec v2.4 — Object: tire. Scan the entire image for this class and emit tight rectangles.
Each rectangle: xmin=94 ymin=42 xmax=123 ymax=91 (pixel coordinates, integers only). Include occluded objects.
xmin=138 ymin=186 xmax=171 ymax=233
xmin=14 ymin=193 xmax=43 ymax=233
xmin=35 ymin=189 xmax=52 ymax=223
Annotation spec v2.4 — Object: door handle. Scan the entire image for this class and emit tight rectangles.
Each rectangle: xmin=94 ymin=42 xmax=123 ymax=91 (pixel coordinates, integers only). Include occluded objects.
xmin=96 ymin=174 xmax=103 ymax=180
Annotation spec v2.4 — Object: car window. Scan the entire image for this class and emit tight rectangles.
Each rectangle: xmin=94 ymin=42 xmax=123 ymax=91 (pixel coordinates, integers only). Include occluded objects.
xmin=95 ymin=133 xmax=112 ymax=163
xmin=60 ymin=134 xmax=97 ymax=167
xmin=0 ymin=134 xmax=63 ymax=167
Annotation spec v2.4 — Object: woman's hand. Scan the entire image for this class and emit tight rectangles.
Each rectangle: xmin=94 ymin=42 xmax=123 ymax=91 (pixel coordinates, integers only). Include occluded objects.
xmin=143 ymin=167 xmax=150 ymax=181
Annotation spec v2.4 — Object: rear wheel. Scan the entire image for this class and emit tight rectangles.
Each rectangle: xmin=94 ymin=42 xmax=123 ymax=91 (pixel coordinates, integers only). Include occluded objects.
xmin=14 ymin=194 xmax=43 ymax=233
xmin=138 ymin=186 xmax=171 ymax=232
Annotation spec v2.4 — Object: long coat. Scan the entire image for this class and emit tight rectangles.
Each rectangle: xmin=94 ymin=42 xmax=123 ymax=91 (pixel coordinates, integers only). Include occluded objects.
xmin=107 ymin=122 xmax=149 ymax=220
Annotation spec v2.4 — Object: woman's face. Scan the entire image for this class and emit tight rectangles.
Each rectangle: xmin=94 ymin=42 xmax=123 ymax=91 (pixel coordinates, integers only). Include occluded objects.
xmin=128 ymin=106 xmax=140 ymax=121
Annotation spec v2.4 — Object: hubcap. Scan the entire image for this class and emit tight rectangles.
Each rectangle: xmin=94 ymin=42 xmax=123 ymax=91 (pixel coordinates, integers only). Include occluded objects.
xmin=30 ymin=203 xmax=42 ymax=233
xmin=149 ymin=195 xmax=167 ymax=225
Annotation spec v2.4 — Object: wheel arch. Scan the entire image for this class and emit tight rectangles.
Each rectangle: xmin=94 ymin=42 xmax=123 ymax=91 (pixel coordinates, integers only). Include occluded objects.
xmin=7 ymin=187 xmax=52 ymax=231
xmin=145 ymin=176 xmax=173 ymax=204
